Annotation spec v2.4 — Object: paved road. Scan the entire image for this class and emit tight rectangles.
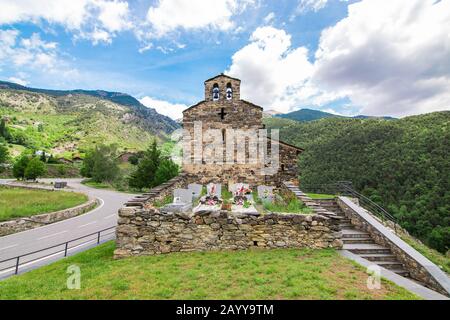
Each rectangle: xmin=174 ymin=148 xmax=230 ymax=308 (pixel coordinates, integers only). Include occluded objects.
xmin=0 ymin=178 xmax=136 ymax=278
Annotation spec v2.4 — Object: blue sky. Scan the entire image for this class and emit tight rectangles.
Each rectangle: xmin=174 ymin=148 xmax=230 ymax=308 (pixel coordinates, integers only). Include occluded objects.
xmin=0 ymin=0 xmax=449 ymax=119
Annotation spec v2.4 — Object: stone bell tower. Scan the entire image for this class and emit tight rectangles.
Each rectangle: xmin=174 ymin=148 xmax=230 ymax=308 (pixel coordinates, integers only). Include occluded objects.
xmin=204 ymin=73 xmax=241 ymax=102
xmin=182 ymin=73 xmax=303 ymax=186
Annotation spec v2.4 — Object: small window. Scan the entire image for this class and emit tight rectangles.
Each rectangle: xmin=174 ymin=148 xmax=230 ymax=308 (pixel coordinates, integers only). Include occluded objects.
xmin=226 ymin=83 xmax=232 ymax=100
xmin=212 ymin=83 xmax=219 ymax=101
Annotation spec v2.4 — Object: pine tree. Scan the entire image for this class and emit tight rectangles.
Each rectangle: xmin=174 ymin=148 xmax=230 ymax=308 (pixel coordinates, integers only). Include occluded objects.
xmin=128 ymin=140 xmax=161 ymax=190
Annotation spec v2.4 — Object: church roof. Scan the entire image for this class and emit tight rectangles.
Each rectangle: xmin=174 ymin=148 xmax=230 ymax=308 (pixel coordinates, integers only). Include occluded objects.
xmin=182 ymin=99 xmax=263 ymax=114
xmin=204 ymin=73 xmax=241 ymax=83
xmin=268 ymin=137 xmax=305 ymax=153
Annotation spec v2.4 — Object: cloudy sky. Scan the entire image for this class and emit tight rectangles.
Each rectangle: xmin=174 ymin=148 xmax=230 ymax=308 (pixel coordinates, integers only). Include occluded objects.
xmin=0 ymin=0 xmax=449 ymax=119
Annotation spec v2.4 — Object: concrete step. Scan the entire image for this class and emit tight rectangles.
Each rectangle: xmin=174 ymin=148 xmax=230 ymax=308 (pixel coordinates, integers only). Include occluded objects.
xmin=342 ymin=238 xmax=375 ymax=244
xmin=360 ymin=254 xmax=397 ymax=262
xmin=344 ymin=243 xmax=391 ymax=255
xmin=342 ymin=230 xmax=371 ymax=239
xmin=339 ymin=223 xmax=354 ymax=228
xmin=376 ymin=261 xmax=405 ymax=270
xmin=390 ymin=268 xmax=410 ymax=277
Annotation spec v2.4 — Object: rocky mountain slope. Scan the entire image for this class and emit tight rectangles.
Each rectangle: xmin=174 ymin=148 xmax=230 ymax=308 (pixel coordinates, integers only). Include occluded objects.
xmin=0 ymin=80 xmax=179 ymax=158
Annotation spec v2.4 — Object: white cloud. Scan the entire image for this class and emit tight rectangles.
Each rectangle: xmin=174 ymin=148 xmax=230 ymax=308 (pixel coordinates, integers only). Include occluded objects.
xmin=313 ymin=0 xmax=450 ymax=117
xmin=229 ymin=0 xmax=450 ymax=117
xmin=145 ymin=0 xmax=255 ymax=37
xmin=263 ymin=12 xmax=275 ymax=24
xmin=0 ymin=0 xmax=132 ymax=45
xmin=139 ymin=96 xmax=188 ymax=120
xmin=7 ymin=76 xmax=28 ymax=86
xmin=227 ymin=26 xmax=339 ymax=113
xmin=0 ymin=29 xmax=76 ymax=77
xmin=296 ymin=0 xmax=328 ymax=14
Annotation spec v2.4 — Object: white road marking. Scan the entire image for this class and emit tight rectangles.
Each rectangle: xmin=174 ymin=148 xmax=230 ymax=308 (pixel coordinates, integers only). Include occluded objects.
xmin=103 ymin=214 xmax=116 ymax=219
xmin=0 ymin=244 xmax=17 ymax=251
xmin=37 ymin=230 xmax=67 ymax=240
xmin=78 ymin=221 xmax=97 ymax=228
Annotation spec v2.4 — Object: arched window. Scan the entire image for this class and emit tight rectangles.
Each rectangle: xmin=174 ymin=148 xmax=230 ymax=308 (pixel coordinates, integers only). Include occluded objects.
xmin=226 ymin=83 xmax=232 ymax=100
xmin=212 ymin=83 xmax=219 ymax=101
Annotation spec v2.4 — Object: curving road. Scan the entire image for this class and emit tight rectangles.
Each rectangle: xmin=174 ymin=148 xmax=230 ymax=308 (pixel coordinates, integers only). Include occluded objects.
xmin=0 ymin=178 xmax=136 ymax=278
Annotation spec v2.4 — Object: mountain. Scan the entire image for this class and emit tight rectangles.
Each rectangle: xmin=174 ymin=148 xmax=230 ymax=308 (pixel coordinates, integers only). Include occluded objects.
xmin=263 ymin=110 xmax=283 ymax=117
xmin=0 ymin=80 xmax=178 ymax=134
xmin=264 ymin=111 xmax=450 ymax=253
xmin=276 ymin=108 xmax=396 ymax=122
xmin=278 ymin=108 xmax=343 ymax=122
xmin=0 ymin=80 xmax=179 ymax=158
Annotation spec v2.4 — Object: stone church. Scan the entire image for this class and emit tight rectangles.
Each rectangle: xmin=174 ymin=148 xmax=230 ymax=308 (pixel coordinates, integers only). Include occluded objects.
xmin=182 ymin=74 xmax=303 ymax=186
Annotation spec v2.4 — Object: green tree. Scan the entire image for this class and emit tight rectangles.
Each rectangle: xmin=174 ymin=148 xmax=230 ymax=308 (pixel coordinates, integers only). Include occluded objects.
xmin=0 ymin=119 xmax=10 ymax=141
xmin=153 ymin=158 xmax=179 ymax=187
xmin=81 ymin=144 xmax=119 ymax=183
xmin=13 ymin=154 xmax=31 ymax=180
xmin=24 ymin=157 xmax=47 ymax=180
xmin=40 ymin=151 xmax=47 ymax=163
xmin=0 ymin=143 xmax=9 ymax=173
xmin=128 ymin=140 xmax=161 ymax=190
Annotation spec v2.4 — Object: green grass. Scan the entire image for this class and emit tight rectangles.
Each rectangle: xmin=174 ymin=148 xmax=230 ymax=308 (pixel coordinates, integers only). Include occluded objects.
xmin=399 ymin=233 xmax=450 ymax=274
xmin=0 ymin=187 xmax=88 ymax=221
xmin=307 ymin=193 xmax=336 ymax=199
xmin=153 ymin=195 xmax=174 ymax=208
xmin=263 ymin=197 xmax=312 ymax=214
xmin=0 ymin=242 xmax=419 ymax=300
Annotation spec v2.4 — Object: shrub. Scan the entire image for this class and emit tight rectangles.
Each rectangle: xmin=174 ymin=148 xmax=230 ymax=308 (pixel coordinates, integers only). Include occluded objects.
xmin=24 ymin=157 xmax=47 ymax=180
xmin=13 ymin=154 xmax=31 ymax=180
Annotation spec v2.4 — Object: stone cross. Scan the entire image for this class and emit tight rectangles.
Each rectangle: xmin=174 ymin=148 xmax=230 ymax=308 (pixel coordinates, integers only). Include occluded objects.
xmin=218 ymin=107 xmax=227 ymax=120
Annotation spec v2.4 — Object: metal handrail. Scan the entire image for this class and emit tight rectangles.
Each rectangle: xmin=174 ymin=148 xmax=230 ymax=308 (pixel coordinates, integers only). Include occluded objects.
xmin=300 ymin=181 xmax=399 ymax=234
xmin=0 ymin=226 xmax=116 ymax=275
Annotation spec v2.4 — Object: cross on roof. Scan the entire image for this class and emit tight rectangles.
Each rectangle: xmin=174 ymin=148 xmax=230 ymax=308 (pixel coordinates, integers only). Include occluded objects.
xmin=218 ymin=107 xmax=227 ymax=120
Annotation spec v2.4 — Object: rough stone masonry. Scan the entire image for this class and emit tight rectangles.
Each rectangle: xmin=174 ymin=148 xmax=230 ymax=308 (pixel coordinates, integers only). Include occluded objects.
xmin=182 ymin=74 xmax=304 ymax=186
xmin=114 ymin=206 xmax=342 ymax=258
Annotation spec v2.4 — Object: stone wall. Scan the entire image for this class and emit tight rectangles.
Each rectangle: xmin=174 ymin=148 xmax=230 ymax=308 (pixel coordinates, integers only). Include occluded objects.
xmin=0 ymin=197 xmax=99 ymax=237
xmin=114 ymin=206 xmax=342 ymax=258
xmin=337 ymin=197 xmax=450 ymax=296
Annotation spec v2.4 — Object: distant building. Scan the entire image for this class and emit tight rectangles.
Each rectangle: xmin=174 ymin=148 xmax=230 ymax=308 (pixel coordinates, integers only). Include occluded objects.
xmin=118 ymin=152 xmax=136 ymax=163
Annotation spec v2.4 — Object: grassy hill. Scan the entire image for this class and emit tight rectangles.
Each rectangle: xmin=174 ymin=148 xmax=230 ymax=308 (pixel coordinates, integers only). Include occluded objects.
xmin=0 ymin=242 xmax=418 ymax=300
xmin=265 ymin=111 xmax=450 ymax=254
xmin=0 ymin=81 xmax=179 ymax=159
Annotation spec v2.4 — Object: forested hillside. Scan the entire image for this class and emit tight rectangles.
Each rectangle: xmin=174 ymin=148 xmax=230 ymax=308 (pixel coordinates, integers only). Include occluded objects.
xmin=265 ymin=112 xmax=450 ymax=253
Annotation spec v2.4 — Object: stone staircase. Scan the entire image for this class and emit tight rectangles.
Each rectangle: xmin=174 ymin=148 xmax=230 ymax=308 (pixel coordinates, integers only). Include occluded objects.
xmin=317 ymin=199 xmax=410 ymax=277
xmin=124 ymin=175 xmax=185 ymax=208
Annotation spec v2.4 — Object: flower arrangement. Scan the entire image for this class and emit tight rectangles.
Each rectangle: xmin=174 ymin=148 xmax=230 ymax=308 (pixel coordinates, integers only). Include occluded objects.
xmin=233 ymin=185 xmax=252 ymax=205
